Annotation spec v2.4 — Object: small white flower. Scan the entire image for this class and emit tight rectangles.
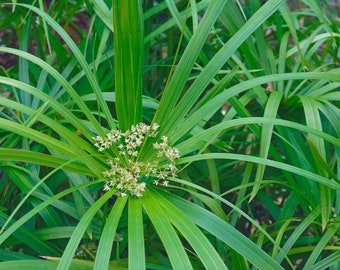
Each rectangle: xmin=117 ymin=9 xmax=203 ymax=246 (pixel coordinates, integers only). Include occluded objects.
xmin=103 ymin=171 xmax=111 ymax=177
xmin=116 ymin=182 xmax=124 ymax=189
xmin=153 ymin=180 xmax=159 ymax=186
xmin=162 ymin=180 xmax=169 ymax=186
xmin=158 ymin=171 xmax=167 ymax=179
xmin=94 ymin=123 xmax=180 ymax=197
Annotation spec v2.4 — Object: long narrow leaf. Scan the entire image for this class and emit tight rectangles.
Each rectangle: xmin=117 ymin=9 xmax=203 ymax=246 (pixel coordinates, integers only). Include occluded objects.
xmin=163 ymin=191 xmax=284 ymax=270
xmin=0 ymin=179 xmax=102 ymax=247
xmin=303 ymin=220 xmax=340 ymax=269
xmin=142 ymin=189 xmax=193 ymax=269
xmin=11 ymin=3 xmax=115 ymax=129
xmin=275 ymin=207 xmax=321 ymax=263
xmin=113 ymin=0 xmax=143 ymax=130
xmin=250 ymin=91 xmax=283 ymax=200
xmin=177 ymin=153 xmax=340 ymax=190
xmin=128 ymin=198 xmax=145 ymax=270
xmin=153 ymin=0 xmax=227 ymax=128
xmin=57 ymin=189 xmax=116 ymax=270
xmin=93 ymin=197 xmax=127 ymax=270
xmin=162 ymin=0 xmax=285 ymax=136
xmin=171 ymin=71 xmax=340 ymax=144
xmin=153 ymin=189 xmax=228 ymax=270
xmin=177 ymin=117 xmax=340 ymax=157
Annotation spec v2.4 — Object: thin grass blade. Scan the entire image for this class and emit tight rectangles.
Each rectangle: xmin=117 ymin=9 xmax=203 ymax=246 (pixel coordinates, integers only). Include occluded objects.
xmin=113 ymin=0 xmax=143 ymax=130
xmin=93 ymin=197 xmax=127 ymax=270
xmin=250 ymin=91 xmax=283 ymax=200
xmin=128 ymin=198 xmax=145 ymax=270
xmin=142 ymin=189 xmax=193 ymax=269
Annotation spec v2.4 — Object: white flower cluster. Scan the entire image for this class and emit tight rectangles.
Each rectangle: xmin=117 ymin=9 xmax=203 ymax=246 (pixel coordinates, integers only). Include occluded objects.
xmin=93 ymin=123 xmax=180 ymax=197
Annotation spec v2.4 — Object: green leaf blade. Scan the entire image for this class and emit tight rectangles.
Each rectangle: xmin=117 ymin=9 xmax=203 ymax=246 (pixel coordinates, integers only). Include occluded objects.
xmin=128 ymin=198 xmax=145 ymax=270
xmin=113 ymin=0 xmax=144 ymax=130
xmin=142 ymin=189 xmax=193 ymax=269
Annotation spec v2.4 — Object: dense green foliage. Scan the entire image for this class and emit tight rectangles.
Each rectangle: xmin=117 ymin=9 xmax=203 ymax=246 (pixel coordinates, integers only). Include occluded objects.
xmin=0 ymin=0 xmax=339 ymax=269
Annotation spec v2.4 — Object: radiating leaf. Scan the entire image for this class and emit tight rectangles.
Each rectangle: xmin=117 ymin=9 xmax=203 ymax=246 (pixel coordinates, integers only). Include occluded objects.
xmin=142 ymin=189 xmax=193 ymax=269
xmin=93 ymin=197 xmax=127 ymax=270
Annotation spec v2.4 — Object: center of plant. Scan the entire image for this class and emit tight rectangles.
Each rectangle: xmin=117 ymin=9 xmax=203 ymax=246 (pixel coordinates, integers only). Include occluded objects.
xmin=93 ymin=123 xmax=180 ymax=197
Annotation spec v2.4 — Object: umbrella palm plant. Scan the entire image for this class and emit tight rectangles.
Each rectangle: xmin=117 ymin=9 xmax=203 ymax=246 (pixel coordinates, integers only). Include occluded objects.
xmin=0 ymin=0 xmax=339 ymax=269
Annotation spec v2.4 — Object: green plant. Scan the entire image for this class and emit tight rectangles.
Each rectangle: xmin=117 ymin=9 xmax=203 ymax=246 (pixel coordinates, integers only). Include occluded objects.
xmin=0 ymin=0 xmax=339 ymax=269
